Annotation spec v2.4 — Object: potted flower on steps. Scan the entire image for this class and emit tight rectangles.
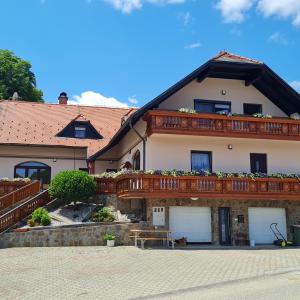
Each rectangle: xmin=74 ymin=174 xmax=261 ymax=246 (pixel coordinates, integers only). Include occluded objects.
xmin=104 ymin=233 xmax=116 ymax=247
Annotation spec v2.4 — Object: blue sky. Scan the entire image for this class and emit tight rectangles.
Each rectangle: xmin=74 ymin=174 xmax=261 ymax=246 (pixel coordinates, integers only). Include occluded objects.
xmin=1 ymin=0 xmax=300 ymax=107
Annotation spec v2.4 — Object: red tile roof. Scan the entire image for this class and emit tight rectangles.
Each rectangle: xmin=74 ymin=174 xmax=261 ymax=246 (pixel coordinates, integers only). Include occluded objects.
xmin=0 ymin=100 xmax=137 ymax=158
xmin=212 ymin=51 xmax=262 ymax=64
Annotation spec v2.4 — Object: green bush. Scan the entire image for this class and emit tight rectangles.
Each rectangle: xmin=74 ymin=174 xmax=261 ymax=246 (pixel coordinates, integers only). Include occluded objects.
xmin=29 ymin=207 xmax=51 ymax=227
xmin=49 ymin=170 xmax=96 ymax=205
xmin=41 ymin=214 xmax=51 ymax=226
xmin=92 ymin=207 xmax=115 ymax=222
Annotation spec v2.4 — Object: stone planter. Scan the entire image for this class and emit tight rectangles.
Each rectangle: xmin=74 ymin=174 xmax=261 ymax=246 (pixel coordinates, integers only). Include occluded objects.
xmin=107 ymin=239 xmax=115 ymax=247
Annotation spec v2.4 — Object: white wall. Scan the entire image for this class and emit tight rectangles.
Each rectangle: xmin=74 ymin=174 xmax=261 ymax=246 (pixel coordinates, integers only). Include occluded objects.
xmin=95 ymin=119 xmax=146 ymax=173
xmin=146 ymin=134 xmax=300 ymax=174
xmin=0 ymin=145 xmax=87 ymax=179
xmin=159 ymin=78 xmax=287 ymax=117
xmin=0 ymin=157 xmax=87 ymax=179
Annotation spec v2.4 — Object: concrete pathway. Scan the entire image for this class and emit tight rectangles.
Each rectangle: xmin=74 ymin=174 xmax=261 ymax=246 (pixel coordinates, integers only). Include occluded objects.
xmin=0 ymin=247 xmax=300 ymax=299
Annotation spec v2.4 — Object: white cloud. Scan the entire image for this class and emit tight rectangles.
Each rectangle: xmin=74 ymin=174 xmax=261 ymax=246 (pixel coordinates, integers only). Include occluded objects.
xmin=69 ymin=91 xmax=129 ymax=108
xmin=216 ymin=0 xmax=254 ymax=23
xmin=257 ymin=0 xmax=300 ymax=26
xmin=269 ymin=31 xmax=288 ymax=45
xmin=290 ymin=81 xmax=300 ymax=92
xmin=184 ymin=42 xmax=201 ymax=49
xmin=182 ymin=12 xmax=192 ymax=26
xmin=215 ymin=0 xmax=300 ymax=26
xmin=104 ymin=0 xmax=185 ymax=14
xmin=128 ymin=95 xmax=139 ymax=104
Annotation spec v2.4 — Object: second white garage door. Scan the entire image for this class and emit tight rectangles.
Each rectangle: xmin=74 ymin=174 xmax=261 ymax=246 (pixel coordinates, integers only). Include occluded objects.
xmin=169 ymin=207 xmax=212 ymax=243
xmin=248 ymin=207 xmax=287 ymax=244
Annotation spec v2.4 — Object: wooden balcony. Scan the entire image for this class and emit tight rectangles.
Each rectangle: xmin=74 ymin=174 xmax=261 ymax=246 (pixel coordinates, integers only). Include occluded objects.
xmin=95 ymin=175 xmax=300 ymax=200
xmin=143 ymin=110 xmax=300 ymax=141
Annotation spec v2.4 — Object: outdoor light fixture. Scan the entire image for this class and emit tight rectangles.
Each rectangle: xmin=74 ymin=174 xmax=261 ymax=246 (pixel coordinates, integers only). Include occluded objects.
xmin=221 ymin=89 xmax=226 ymax=95
xmin=228 ymin=144 xmax=233 ymax=150
xmin=190 ymin=197 xmax=199 ymax=201
xmin=53 ymin=158 xmax=57 ymax=162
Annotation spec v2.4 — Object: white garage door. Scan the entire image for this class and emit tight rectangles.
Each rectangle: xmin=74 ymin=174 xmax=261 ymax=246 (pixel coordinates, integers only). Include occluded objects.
xmin=169 ymin=207 xmax=212 ymax=243
xmin=248 ymin=207 xmax=287 ymax=244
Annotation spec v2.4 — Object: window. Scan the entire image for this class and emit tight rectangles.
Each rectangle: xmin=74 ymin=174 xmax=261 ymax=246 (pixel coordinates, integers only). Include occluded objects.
xmin=14 ymin=161 xmax=51 ymax=184
xmin=74 ymin=126 xmax=86 ymax=138
xmin=250 ymin=153 xmax=267 ymax=173
xmin=57 ymin=120 xmax=103 ymax=140
xmin=194 ymin=100 xmax=231 ymax=114
xmin=132 ymin=150 xmax=141 ymax=171
xmin=191 ymin=151 xmax=212 ymax=173
xmin=243 ymin=103 xmax=262 ymax=115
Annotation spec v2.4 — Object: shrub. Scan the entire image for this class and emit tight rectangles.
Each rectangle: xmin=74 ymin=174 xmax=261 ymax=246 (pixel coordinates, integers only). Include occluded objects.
xmin=41 ymin=214 xmax=51 ymax=226
xmin=103 ymin=233 xmax=116 ymax=241
xmin=27 ymin=219 xmax=36 ymax=227
xmin=32 ymin=207 xmax=48 ymax=223
xmin=92 ymin=207 xmax=115 ymax=222
xmin=49 ymin=170 xmax=96 ymax=205
xmin=29 ymin=207 xmax=51 ymax=227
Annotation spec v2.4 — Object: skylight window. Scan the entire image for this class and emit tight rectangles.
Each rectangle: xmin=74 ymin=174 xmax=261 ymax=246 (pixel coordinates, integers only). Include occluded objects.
xmin=74 ymin=126 xmax=86 ymax=138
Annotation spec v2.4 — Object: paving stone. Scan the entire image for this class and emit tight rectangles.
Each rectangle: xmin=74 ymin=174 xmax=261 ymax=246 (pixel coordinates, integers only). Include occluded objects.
xmin=0 ymin=247 xmax=300 ymax=299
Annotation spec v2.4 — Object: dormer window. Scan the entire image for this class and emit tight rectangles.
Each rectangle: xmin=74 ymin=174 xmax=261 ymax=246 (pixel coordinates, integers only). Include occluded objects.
xmin=57 ymin=114 xmax=103 ymax=140
xmin=74 ymin=126 xmax=86 ymax=138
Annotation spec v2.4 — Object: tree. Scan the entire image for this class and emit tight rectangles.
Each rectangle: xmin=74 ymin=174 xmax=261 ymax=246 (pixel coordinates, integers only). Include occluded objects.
xmin=48 ymin=170 xmax=96 ymax=205
xmin=0 ymin=50 xmax=43 ymax=102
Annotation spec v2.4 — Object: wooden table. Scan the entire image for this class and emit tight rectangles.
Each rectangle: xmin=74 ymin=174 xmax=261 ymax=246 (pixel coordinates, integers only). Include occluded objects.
xmin=130 ymin=229 xmax=174 ymax=249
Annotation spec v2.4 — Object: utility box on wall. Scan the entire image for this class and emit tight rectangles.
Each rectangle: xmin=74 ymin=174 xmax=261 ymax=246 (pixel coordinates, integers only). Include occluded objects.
xmin=153 ymin=207 xmax=165 ymax=226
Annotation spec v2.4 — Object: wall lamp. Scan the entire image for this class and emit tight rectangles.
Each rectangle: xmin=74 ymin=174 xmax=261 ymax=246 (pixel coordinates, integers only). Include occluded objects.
xmin=227 ymin=144 xmax=233 ymax=150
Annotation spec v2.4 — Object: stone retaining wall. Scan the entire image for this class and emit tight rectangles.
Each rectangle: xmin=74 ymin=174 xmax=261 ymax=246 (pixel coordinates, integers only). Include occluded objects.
xmin=0 ymin=222 xmax=138 ymax=248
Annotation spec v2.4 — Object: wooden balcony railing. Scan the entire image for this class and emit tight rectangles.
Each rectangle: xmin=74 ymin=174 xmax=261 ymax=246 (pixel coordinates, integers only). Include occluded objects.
xmin=0 ymin=181 xmax=28 ymax=197
xmin=143 ymin=110 xmax=300 ymax=140
xmin=95 ymin=175 xmax=300 ymax=200
xmin=95 ymin=178 xmax=117 ymax=194
xmin=0 ymin=189 xmax=50 ymax=233
xmin=0 ymin=181 xmax=40 ymax=213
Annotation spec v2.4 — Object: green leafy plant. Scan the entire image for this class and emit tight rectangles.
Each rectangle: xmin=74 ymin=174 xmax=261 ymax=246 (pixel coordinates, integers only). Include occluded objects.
xmin=29 ymin=207 xmax=51 ymax=227
xmin=252 ymin=113 xmax=272 ymax=119
xmin=49 ymin=170 xmax=96 ymax=205
xmin=40 ymin=214 xmax=51 ymax=226
xmin=94 ymin=170 xmax=300 ymax=181
xmin=178 ymin=108 xmax=196 ymax=114
xmin=103 ymin=233 xmax=116 ymax=241
xmin=92 ymin=207 xmax=115 ymax=222
xmin=0 ymin=177 xmax=9 ymax=181
xmin=290 ymin=113 xmax=300 ymax=120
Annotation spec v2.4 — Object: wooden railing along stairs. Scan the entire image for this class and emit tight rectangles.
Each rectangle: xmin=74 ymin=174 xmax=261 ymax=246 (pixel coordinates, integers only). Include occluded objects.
xmin=0 ymin=181 xmax=51 ymax=234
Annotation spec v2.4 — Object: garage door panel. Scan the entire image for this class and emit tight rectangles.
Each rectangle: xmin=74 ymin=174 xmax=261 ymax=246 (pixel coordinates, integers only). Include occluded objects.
xmin=169 ymin=207 xmax=212 ymax=243
xmin=248 ymin=208 xmax=287 ymax=244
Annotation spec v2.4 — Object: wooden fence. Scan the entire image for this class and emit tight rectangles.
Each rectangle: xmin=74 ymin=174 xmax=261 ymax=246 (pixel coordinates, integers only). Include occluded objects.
xmin=0 ymin=181 xmax=40 ymax=212
xmin=0 ymin=190 xmax=50 ymax=233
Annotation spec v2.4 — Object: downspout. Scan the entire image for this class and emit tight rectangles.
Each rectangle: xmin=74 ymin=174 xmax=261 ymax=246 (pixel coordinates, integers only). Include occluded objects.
xmin=129 ymin=119 xmax=146 ymax=171
xmin=129 ymin=119 xmax=147 ymax=221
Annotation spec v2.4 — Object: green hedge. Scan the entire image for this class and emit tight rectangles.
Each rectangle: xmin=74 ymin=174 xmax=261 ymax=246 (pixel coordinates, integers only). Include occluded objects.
xmin=49 ymin=170 xmax=96 ymax=205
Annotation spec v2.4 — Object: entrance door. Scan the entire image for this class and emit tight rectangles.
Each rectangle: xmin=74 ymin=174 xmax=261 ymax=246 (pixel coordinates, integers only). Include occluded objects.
xmin=219 ymin=207 xmax=231 ymax=245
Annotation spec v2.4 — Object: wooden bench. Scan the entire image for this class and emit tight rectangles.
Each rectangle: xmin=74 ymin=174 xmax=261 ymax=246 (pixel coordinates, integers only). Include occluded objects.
xmin=130 ymin=229 xmax=175 ymax=249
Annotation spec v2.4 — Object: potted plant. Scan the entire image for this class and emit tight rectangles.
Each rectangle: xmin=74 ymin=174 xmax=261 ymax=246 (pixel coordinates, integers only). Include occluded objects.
xmin=104 ymin=233 xmax=116 ymax=247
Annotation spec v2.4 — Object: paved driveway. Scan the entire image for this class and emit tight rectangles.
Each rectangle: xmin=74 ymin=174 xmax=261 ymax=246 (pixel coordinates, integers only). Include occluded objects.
xmin=0 ymin=247 xmax=300 ymax=299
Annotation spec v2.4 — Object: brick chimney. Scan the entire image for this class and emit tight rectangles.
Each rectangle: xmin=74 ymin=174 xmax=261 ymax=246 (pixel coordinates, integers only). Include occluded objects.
xmin=58 ymin=92 xmax=68 ymax=105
